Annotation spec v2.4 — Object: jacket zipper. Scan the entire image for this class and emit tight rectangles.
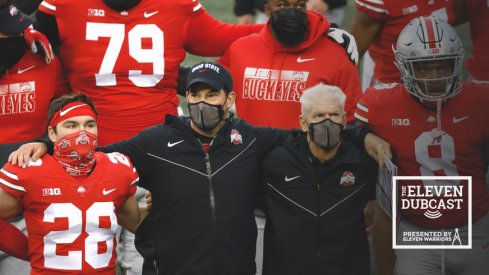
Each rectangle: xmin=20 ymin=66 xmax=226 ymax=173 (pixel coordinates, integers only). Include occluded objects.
xmin=204 ymin=153 xmax=220 ymax=273
xmin=205 ymin=153 xmax=216 ymax=222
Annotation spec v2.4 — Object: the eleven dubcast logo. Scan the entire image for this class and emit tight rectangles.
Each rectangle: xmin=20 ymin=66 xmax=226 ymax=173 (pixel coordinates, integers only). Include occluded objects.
xmin=392 ymin=176 xmax=472 ymax=249
xmin=400 ymin=184 xmax=464 ymax=220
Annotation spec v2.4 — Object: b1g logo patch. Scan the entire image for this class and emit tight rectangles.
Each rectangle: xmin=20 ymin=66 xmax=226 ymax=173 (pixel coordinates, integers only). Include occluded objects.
xmin=392 ymin=176 xmax=472 ymax=249
xmin=42 ymin=188 xmax=61 ymax=196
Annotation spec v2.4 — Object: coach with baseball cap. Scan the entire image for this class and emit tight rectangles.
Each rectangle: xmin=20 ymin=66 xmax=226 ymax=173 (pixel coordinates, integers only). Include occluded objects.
xmin=186 ymin=61 xmax=233 ymax=93
xmin=96 ymin=60 xmax=288 ymax=274
xmin=185 ymin=61 xmax=236 ymax=133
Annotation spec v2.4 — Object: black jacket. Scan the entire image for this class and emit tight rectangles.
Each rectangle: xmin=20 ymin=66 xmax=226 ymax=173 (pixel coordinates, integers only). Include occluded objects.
xmin=102 ymin=115 xmax=286 ymax=275
xmin=259 ymin=131 xmax=377 ymax=275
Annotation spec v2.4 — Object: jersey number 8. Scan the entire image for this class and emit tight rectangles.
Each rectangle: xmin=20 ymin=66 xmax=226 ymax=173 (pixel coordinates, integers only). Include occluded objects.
xmin=414 ymin=131 xmax=460 ymax=186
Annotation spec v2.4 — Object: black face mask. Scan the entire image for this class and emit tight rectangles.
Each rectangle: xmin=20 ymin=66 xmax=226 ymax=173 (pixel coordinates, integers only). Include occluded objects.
xmin=0 ymin=37 xmax=26 ymax=77
xmin=308 ymin=118 xmax=343 ymax=151
xmin=188 ymin=101 xmax=225 ymax=131
xmin=270 ymin=8 xmax=309 ymax=47
xmin=102 ymin=0 xmax=141 ymax=11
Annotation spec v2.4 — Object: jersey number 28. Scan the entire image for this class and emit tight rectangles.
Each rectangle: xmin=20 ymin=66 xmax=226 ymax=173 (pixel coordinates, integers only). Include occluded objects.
xmin=43 ymin=202 xmax=117 ymax=270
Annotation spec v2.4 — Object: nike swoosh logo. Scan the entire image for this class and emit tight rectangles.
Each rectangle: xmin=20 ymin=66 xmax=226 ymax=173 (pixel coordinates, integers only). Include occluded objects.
xmin=297 ymin=57 xmax=316 ymax=63
xmin=452 ymin=116 xmax=469 ymax=123
xmin=285 ymin=175 xmax=301 ymax=182
xmin=144 ymin=11 xmax=158 ymax=18
xmin=167 ymin=140 xmax=184 ymax=147
xmin=60 ymin=104 xmax=86 ymax=116
xmin=103 ymin=188 xmax=116 ymax=195
xmin=17 ymin=65 xmax=36 ymax=74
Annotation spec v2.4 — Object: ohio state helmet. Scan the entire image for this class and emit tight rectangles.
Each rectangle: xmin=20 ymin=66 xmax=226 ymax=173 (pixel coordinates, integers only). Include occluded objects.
xmin=394 ymin=16 xmax=464 ymax=102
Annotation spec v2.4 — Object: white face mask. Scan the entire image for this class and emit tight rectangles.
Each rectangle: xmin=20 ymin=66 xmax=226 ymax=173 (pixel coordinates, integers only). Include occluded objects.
xmin=188 ymin=101 xmax=225 ymax=131
xmin=307 ymin=118 xmax=343 ymax=150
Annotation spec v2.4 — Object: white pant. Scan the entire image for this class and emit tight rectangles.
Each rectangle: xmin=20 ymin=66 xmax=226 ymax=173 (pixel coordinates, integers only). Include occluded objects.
xmin=255 ymin=215 xmax=265 ymax=275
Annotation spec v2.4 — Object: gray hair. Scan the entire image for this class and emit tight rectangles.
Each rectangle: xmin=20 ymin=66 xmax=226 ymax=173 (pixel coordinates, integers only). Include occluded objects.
xmin=300 ymin=83 xmax=346 ymax=115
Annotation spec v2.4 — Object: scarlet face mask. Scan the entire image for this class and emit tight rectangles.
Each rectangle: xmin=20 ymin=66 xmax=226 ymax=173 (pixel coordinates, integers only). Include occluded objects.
xmin=53 ymin=130 xmax=98 ymax=176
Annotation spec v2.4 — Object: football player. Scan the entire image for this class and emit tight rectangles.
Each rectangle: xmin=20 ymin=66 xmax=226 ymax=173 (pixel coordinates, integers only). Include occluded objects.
xmin=355 ymin=16 xmax=489 ymax=275
xmin=350 ymin=0 xmax=464 ymax=88
xmin=0 ymin=94 xmax=146 ymax=275
xmin=219 ymin=0 xmax=362 ymax=129
xmin=33 ymin=0 xmax=262 ymax=145
xmin=0 ymin=4 xmax=65 ymax=274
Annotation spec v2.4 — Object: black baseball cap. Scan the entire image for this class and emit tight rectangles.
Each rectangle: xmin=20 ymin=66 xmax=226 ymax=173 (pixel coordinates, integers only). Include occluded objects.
xmin=186 ymin=61 xmax=233 ymax=93
xmin=0 ymin=4 xmax=33 ymax=35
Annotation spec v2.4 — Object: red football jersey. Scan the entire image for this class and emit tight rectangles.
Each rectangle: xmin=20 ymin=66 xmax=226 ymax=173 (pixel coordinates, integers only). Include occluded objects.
xmin=355 ymin=82 xmax=489 ymax=228
xmin=0 ymin=152 xmax=138 ymax=275
xmin=355 ymin=0 xmax=456 ymax=84
xmin=465 ymin=0 xmax=489 ymax=80
xmin=219 ymin=11 xmax=362 ymax=128
xmin=39 ymin=0 xmax=261 ymax=145
xmin=0 ymin=52 xmax=67 ymax=144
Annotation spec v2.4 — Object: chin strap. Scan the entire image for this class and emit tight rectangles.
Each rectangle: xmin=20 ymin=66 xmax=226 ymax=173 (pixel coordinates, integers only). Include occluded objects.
xmin=431 ymin=100 xmax=444 ymax=141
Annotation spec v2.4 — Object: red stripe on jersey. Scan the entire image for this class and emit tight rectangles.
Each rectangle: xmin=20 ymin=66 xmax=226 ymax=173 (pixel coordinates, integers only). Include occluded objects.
xmin=424 ymin=17 xmax=437 ymax=49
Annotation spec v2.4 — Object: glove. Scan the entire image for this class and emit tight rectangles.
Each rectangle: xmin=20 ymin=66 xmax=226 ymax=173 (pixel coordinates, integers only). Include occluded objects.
xmin=328 ymin=27 xmax=359 ymax=66
xmin=23 ymin=26 xmax=54 ymax=64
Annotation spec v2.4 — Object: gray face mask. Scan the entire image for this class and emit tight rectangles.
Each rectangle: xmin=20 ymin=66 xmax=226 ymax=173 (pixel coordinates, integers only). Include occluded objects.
xmin=308 ymin=118 xmax=343 ymax=151
xmin=188 ymin=101 xmax=225 ymax=131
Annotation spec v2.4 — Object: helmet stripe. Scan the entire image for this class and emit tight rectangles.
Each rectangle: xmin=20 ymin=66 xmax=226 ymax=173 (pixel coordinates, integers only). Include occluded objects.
xmin=424 ymin=17 xmax=437 ymax=49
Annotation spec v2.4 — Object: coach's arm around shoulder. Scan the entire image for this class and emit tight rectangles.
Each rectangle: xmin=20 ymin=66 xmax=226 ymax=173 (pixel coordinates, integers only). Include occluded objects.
xmin=346 ymin=120 xmax=392 ymax=168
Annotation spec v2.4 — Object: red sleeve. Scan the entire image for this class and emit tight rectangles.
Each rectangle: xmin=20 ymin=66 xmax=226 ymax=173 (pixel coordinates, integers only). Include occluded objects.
xmin=106 ymin=152 xmax=139 ymax=199
xmin=355 ymin=0 xmax=389 ymax=22
xmin=39 ymin=0 xmax=56 ymax=15
xmin=53 ymin=58 xmax=70 ymax=97
xmin=354 ymin=87 xmax=373 ymax=124
xmin=332 ymin=56 xmax=363 ymax=123
xmin=0 ymin=165 xmax=26 ymax=201
xmin=127 ymin=166 xmax=138 ymax=198
xmin=0 ymin=219 xmax=29 ymax=261
xmin=184 ymin=10 xmax=263 ymax=56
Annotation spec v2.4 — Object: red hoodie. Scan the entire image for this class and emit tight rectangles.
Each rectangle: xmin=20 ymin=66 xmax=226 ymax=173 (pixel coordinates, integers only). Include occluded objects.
xmin=219 ymin=11 xmax=362 ymax=129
